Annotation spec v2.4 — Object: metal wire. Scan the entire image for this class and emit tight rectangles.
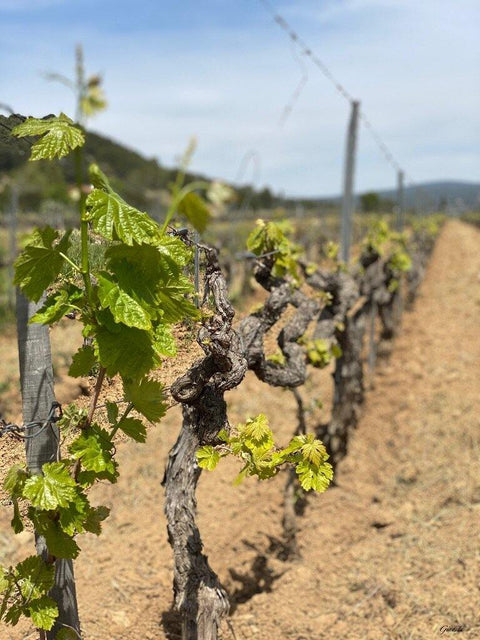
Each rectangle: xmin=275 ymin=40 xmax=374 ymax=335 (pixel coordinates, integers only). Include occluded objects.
xmin=258 ymin=0 xmax=408 ymax=176
xmin=0 ymin=402 xmax=63 ymax=440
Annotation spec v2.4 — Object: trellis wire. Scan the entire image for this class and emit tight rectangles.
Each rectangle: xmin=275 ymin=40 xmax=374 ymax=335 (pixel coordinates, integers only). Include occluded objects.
xmin=0 ymin=402 xmax=62 ymax=439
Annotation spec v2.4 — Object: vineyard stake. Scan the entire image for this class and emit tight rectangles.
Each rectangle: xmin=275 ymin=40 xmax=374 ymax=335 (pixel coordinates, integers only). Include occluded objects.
xmin=340 ymin=100 xmax=360 ymax=264
xmin=16 ymin=291 xmax=81 ymax=639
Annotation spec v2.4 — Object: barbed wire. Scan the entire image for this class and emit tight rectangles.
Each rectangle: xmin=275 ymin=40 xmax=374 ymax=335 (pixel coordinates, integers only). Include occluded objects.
xmin=258 ymin=0 xmax=408 ymax=177
xmin=0 ymin=402 xmax=62 ymax=440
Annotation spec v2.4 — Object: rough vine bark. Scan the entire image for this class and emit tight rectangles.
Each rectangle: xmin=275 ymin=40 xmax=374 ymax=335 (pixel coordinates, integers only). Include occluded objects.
xmin=16 ymin=291 xmax=80 ymax=639
xmin=305 ymin=268 xmax=368 ymax=467
xmin=163 ymin=245 xmax=247 ymax=640
xmin=406 ymin=228 xmax=436 ymax=306
xmin=238 ymin=258 xmax=322 ymax=557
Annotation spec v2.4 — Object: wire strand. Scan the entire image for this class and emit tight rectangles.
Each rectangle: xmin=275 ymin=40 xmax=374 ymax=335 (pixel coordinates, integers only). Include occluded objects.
xmin=258 ymin=0 xmax=408 ymax=176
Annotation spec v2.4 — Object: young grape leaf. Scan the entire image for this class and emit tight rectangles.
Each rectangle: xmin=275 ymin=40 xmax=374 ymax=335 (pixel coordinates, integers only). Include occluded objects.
xmin=30 ymin=285 xmax=83 ymax=325
xmin=68 ymin=427 xmax=115 ymax=475
xmin=68 ymin=344 xmax=96 ymax=377
xmin=14 ymin=555 xmax=56 ymax=598
xmin=301 ymin=437 xmax=328 ymax=467
xmin=57 ymin=491 xmax=89 ymax=536
xmin=11 ymin=500 xmax=24 ymax=534
xmin=153 ymin=323 xmax=177 ymax=357
xmin=82 ymin=505 xmax=110 ymax=535
xmin=30 ymin=511 xmax=80 ymax=559
xmin=95 ymin=323 xmax=160 ymax=380
xmin=177 ymin=191 xmax=211 ymax=233
xmin=124 ymin=378 xmax=167 ymax=422
xmin=241 ymin=414 xmax=274 ymax=451
xmin=106 ymin=401 xmax=119 ymax=424
xmin=3 ymin=464 xmax=29 ymax=498
xmin=197 ymin=446 xmax=220 ymax=470
xmin=22 ymin=462 xmax=77 ymax=510
xmin=28 ymin=595 xmax=59 ymax=630
xmin=14 ymin=228 xmax=71 ymax=302
xmin=97 ymin=272 xmax=152 ymax=330
xmin=116 ymin=417 xmax=147 ymax=443
xmin=12 ymin=113 xmax=84 ymax=160
xmin=86 ymin=189 xmax=160 ymax=245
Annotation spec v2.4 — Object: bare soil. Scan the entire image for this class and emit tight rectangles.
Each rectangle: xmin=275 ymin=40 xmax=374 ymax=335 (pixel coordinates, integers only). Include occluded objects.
xmin=1 ymin=219 xmax=479 ymax=639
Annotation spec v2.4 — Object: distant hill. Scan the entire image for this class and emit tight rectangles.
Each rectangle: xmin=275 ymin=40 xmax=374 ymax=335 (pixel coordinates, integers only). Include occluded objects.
xmin=0 ymin=115 xmax=275 ymax=213
xmin=375 ymin=181 xmax=480 ymax=210
xmin=306 ymin=181 xmax=480 ymax=211
xmin=1 ymin=114 xmax=478 ymax=213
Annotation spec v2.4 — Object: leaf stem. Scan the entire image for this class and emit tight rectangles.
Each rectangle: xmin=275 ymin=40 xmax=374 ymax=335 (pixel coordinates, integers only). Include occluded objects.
xmin=161 ymin=180 xmax=211 ymax=234
xmin=86 ymin=367 xmax=106 ymax=428
xmin=74 ymin=145 xmax=92 ymax=299
xmin=59 ymin=252 xmax=81 ymax=274
xmin=109 ymin=402 xmax=134 ymax=439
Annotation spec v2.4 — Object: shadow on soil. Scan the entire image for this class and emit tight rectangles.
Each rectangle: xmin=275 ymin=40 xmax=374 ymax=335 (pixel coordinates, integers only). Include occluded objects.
xmin=227 ymin=539 xmax=290 ymax=613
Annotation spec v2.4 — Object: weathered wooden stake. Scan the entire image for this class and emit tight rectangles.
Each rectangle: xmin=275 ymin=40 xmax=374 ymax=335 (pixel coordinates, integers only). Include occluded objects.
xmin=16 ymin=291 xmax=81 ymax=639
xmin=396 ymin=170 xmax=405 ymax=232
xmin=340 ymin=100 xmax=360 ymax=264
xmin=7 ymin=185 xmax=18 ymax=309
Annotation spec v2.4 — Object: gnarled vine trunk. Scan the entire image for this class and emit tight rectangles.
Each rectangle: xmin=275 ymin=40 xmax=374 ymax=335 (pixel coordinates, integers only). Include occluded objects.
xmin=323 ymin=303 xmax=368 ymax=465
xmin=163 ymin=391 xmax=230 ymax=640
xmin=163 ymin=246 xmax=247 ymax=640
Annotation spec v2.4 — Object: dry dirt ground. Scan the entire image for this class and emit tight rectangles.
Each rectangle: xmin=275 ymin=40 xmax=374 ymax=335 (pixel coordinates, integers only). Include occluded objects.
xmin=0 ymin=219 xmax=479 ymax=640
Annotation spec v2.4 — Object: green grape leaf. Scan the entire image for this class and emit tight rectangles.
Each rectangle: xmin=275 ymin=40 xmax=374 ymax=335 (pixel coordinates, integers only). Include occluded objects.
xmin=156 ymin=233 xmax=193 ymax=267
xmin=68 ymin=344 xmax=96 ymax=377
xmin=88 ymin=163 xmax=111 ymax=192
xmin=76 ymin=467 xmax=118 ymax=487
xmin=86 ymin=189 xmax=160 ymax=245
xmin=28 ymin=596 xmax=59 ymax=631
xmin=97 ymin=271 xmax=152 ymax=330
xmin=155 ymin=276 xmax=199 ymax=323
xmin=68 ymin=426 xmax=115 ymax=476
xmin=177 ymin=191 xmax=211 ymax=233
xmin=95 ymin=322 xmax=160 ymax=380
xmin=3 ymin=464 xmax=29 ymax=498
xmin=12 ymin=113 xmax=84 ymax=160
xmin=29 ymin=511 xmax=80 ymax=559
xmin=197 ymin=446 xmax=220 ymax=470
xmin=14 ymin=555 xmax=56 ymax=598
xmin=106 ymin=401 xmax=119 ymax=424
xmin=241 ymin=414 xmax=273 ymax=450
xmin=30 ymin=285 xmax=83 ymax=325
xmin=301 ymin=437 xmax=328 ymax=467
xmin=124 ymin=378 xmax=166 ymax=422
xmin=22 ymin=463 xmax=77 ymax=510
xmin=57 ymin=491 xmax=89 ymax=536
xmin=83 ymin=505 xmax=110 ymax=535
xmin=57 ymin=403 xmax=87 ymax=432
xmin=0 ymin=568 xmax=10 ymax=594
xmin=117 ymin=417 xmax=147 ymax=443
xmin=14 ymin=228 xmax=71 ymax=302
xmin=295 ymin=460 xmax=333 ymax=492
xmin=104 ymin=242 xmax=198 ymax=324
xmin=11 ymin=499 xmax=24 ymax=534
xmin=153 ymin=323 xmax=177 ymax=357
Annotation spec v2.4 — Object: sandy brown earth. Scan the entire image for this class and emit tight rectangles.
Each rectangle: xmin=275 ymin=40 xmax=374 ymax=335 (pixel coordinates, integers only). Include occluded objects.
xmin=0 ymin=219 xmax=479 ymax=639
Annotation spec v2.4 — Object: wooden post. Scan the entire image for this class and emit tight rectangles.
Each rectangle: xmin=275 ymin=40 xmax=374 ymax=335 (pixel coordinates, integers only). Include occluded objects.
xmin=16 ymin=292 xmax=81 ymax=639
xmin=340 ymin=100 xmax=360 ymax=264
xmin=396 ymin=170 xmax=405 ymax=232
xmin=7 ymin=185 xmax=18 ymax=309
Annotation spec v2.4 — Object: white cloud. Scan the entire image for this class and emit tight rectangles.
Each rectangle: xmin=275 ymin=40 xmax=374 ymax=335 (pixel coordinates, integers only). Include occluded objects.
xmin=1 ymin=1 xmax=479 ymax=196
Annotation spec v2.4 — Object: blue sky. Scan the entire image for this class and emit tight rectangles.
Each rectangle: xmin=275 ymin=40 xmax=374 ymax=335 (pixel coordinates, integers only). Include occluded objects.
xmin=1 ymin=0 xmax=479 ymax=197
